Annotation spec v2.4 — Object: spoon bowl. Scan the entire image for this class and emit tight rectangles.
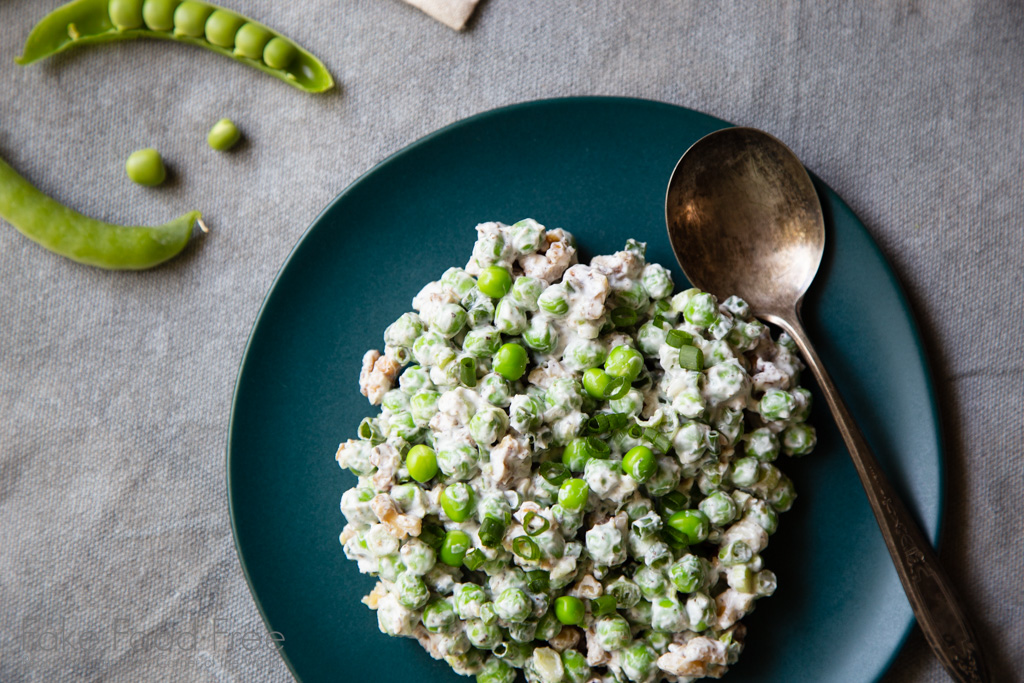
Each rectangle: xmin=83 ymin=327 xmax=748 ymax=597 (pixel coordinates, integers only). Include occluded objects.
xmin=665 ymin=126 xmax=989 ymax=683
xmin=665 ymin=127 xmax=824 ymax=321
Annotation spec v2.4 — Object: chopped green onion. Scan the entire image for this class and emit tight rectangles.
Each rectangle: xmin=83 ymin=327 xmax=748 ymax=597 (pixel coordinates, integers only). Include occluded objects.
xmin=665 ymin=329 xmax=694 ymax=348
xmin=660 ymin=491 xmax=689 ymax=516
xmin=512 ymin=536 xmax=540 ymax=561
xmin=610 ymin=306 xmax=637 ymax=328
xmin=523 ymin=511 xmax=551 ymax=536
xmin=539 ymin=461 xmax=569 ymax=486
xmin=418 ymin=524 xmax=445 ymax=550
xmin=479 ymin=517 xmax=506 ymax=548
xmin=526 ymin=570 xmax=550 ymax=594
xmin=678 ymin=345 xmax=704 ymax=371
xmin=357 ymin=417 xmax=384 ymax=444
xmin=459 ymin=357 xmax=477 ymax=387
xmin=627 ymin=423 xmax=643 ymax=439
xmin=463 ymin=548 xmax=487 ymax=570
xmin=590 ymin=595 xmax=617 ymax=616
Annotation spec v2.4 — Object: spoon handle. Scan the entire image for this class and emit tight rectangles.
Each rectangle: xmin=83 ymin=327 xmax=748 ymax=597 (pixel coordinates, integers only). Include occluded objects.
xmin=771 ymin=313 xmax=990 ymax=683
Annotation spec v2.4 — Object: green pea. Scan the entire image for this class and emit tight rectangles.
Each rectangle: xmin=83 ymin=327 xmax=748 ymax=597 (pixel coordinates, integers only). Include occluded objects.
xmin=142 ymin=0 xmax=179 ymax=31
xmin=493 ymin=343 xmax=527 ymax=381
xmin=699 ymin=491 xmax=736 ymax=525
xmin=668 ymin=554 xmax=705 ymax=593
xmin=422 ymin=598 xmax=457 ymax=633
xmin=440 ymin=529 xmax=471 ymax=567
xmin=554 ymin=595 xmax=585 ymax=625
xmin=557 ymin=478 xmax=589 ymax=510
xmin=440 ymin=482 xmax=474 ymax=522
xmin=477 ymin=657 xmax=516 ymax=683
xmin=562 ymin=436 xmax=609 ymax=473
xmin=204 ymin=9 xmax=244 ymax=48
xmin=666 ymin=510 xmax=709 ymax=545
xmin=683 ymin=291 xmax=717 ymax=327
xmin=173 ymin=1 xmax=213 ymax=37
xmin=207 ymin=118 xmax=241 ymax=151
xmin=263 ymin=36 xmax=297 ymax=69
xmin=109 ymin=0 xmax=144 ymax=30
xmin=582 ymin=367 xmax=627 ymax=400
xmin=604 ymin=345 xmax=644 ymax=383
xmin=124 ymin=148 xmax=166 ymax=186
xmin=622 ymin=445 xmax=656 ymax=482
xmin=405 ymin=444 xmax=437 ymax=483
xmin=477 ymin=265 xmax=513 ymax=298
xmin=494 ymin=587 xmax=532 ymax=623
xmin=230 ymin=21 xmax=273 ymax=59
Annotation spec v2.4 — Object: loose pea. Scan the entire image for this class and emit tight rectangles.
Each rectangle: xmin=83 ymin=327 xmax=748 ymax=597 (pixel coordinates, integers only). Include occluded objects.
xmin=109 ymin=0 xmax=144 ymax=30
xmin=204 ymin=10 xmax=245 ymax=48
xmin=405 ymin=444 xmax=438 ymax=483
xmin=142 ymin=0 xmax=179 ymax=31
xmin=440 ymin=482 xmax=474 ymax=522
xmin=207 ymin=118 xmax=241 ymax=151
xmin=477 ymin=265 xmax=513 ymax=298
xmin=558 ymin=478 xmax=589 ymax=510
xmin=233 ymin=22 xmax=273 ymax=59
xmin=666 ymin=510 xmax=709 ymax=545
xmin=124 ymin=148 xmax=166 ymax=186
xmin=263 ymin=36 xmax=296 ymax=69
xmin=554 ymin=595 xmax=585 ymax=625
xmin=440 ymin=529 xmax=471 ymax=567
xmin=493 ymin=343 xmax=528 ymax=381
xmin=173 ymin=1 xmax=213 ymax=37
xmin=582 ymin=367 xmax=627 ymax=400
xmin=604 ymin=345 xmax=644 ymax=383
xmin=622 ymin=445 xmax=656 ymax=483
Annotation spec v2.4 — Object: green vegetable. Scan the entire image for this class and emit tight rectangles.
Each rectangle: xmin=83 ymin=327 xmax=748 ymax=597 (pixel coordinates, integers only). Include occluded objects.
xmin=557 ymin=478 xmax=589 ymax=510
xmin=478 ymin=516 xmax=506 ymax=548
xmin=522 ymin=511 xmax=550 ymax=536
xmin=405 ymin=445 xmax=438 ymax=483
xmin=622 ymin=445 xmax=656 ymax=482
xmin=554 ymin=595 xmax=584 ymax=625
xmin=666 ymin=510 xmax=710 ymax=545
xmin=665 ymin=329 xmax=694 ymax=348
xmin=440 ymin=530 xmax=471 ymax=567
xmin=204 ymin=9 xmax=243 ymax=47
xmin=477 ymin=265 xmax=513 ymax=298
xmin=590 ymin=595 xmax=617 ymax=616
xmin=493 ymin=343 xmax=527 ymax=381
xmin=677 ymin=344 xmax=704 ymax=371
xmin=124 ymin=148 xmax=166 ymax=186
xmin=207 ymin=118 xmax=241 ymax=151
xmin=512 ymin=536 xmax=540 ymax=561
xmin=562 ymin=436 xmax=609 ymax=472
xmin=109 ymin=0 xmax=143 ymax=29
xmin=440 ymin=482 xmax=474 ymax=522
xmin=0 ymin=154 xmax=200 ymax=270
xmin=16 ymin=0 xmax=334 ymax=93
xmin=582 ymin=367 xmax=627 ymax=400
xmin=604 ymin=345 xmax=644 ymax=383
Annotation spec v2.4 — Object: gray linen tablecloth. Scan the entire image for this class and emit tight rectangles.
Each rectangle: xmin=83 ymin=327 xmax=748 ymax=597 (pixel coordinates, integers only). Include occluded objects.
xmin=1 ymin=1 xmax=1021 ymax=681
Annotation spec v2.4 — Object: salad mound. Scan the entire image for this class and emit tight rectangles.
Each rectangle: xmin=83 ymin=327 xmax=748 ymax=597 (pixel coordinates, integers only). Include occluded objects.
xmin=335 ymin=220 xmax=817 ymax=683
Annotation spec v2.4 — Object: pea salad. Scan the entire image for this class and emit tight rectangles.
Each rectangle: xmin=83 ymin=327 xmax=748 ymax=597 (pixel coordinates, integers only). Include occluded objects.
xmin=335 ymin=220 xmax=817 ymax=683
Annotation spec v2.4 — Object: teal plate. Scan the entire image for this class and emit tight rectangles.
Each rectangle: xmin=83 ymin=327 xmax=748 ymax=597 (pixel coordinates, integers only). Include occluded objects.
xmin=228 ymin=97 xmax=943 ymax=683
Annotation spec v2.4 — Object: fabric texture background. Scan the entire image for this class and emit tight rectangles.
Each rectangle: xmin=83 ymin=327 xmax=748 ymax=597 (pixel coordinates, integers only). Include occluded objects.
xmin=0 ymin=1 xmax=1021 ymax=681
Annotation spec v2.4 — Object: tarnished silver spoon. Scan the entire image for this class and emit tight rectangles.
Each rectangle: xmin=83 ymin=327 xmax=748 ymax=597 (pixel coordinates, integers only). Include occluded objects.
xmin=665 ymin=127 xmax=989 ymax=683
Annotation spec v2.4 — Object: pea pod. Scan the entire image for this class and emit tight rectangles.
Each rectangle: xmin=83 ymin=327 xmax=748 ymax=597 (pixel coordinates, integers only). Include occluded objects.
xmin=16 ymin=0 xmax=334 ymax=93
xmin=0 ymin=155 xmax=202 ymax=270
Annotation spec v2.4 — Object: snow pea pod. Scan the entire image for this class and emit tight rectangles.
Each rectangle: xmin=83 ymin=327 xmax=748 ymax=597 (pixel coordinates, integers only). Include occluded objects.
xmin=16 ymin=0 xmax=334 ymax=93
xmin=0 ymin=155 xmax=202 ymax=270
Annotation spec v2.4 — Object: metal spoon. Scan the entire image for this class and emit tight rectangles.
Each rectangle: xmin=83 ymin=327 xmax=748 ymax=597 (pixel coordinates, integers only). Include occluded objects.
xmin=665 ymin=127 xmax=989 ymax=683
